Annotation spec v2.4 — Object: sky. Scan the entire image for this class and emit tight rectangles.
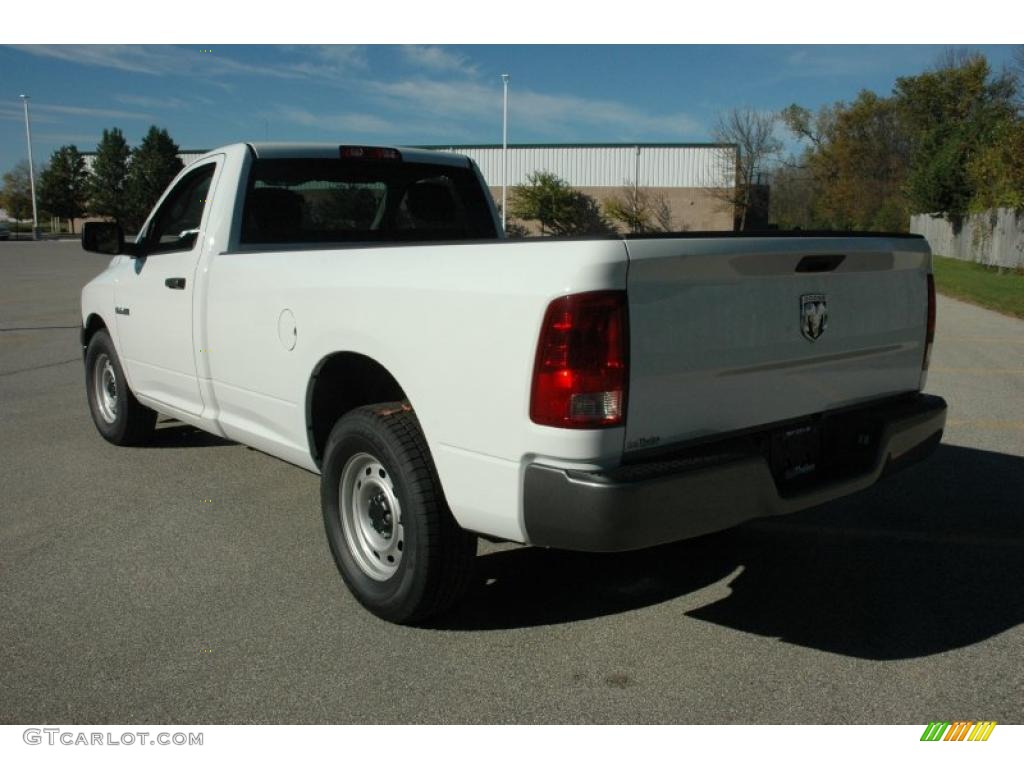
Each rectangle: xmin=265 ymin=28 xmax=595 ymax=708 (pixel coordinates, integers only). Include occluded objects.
xmin=0 ymin=43 xmax=1019 ymax=173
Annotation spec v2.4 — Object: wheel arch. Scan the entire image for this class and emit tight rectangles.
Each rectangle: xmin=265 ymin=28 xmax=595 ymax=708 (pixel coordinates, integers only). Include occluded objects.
xmin=306 ymin=351 xmax=411 ymax=469
xmin=81 ymin=313 xmax=110 ymax=358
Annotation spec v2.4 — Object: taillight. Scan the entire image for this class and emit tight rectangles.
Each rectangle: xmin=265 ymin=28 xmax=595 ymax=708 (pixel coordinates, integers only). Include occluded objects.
xmin=924 ymin=273 xmax=936 ymax=368
xmin=921 ymin=273 xmax=936 ymax=388
xmin=339 ymin=146 xmax=402 ymax=161
xmin=530 ymin=291 xmax=628 ymax=429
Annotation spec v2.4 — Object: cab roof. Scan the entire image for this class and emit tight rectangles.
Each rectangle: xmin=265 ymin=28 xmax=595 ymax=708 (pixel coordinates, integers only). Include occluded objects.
xmin=245 ymin=142 xmax=471 ymax=168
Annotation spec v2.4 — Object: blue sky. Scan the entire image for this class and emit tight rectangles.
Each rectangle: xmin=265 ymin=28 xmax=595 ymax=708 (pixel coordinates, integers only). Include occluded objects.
xmin=1 ymin=44 xmax=1018 ymax=173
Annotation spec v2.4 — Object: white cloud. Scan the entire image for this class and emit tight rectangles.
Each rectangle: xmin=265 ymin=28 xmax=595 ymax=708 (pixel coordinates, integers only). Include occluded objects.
xmin=9 ymin=44 xmax=166 ymax=75
xmin=114 ymin=94 xmax=191 ymax=110
xmin=8 ymin=46 xmax=702 ymax=144
xmin=516 ymin=89 xmax=702 ymax=137
xmin=366 ymin=78 xmax=701 ymax=140
xmin=0 ymin=107 xmax=60 ymax=124
xmin=33 ymin=103 xmax=154 ymax=121
xmin=33 ymin=133 xmax=101 ymax=146
xmin=12 ymin=44 xmax=375 ymax=96
xmin=11 ymin=44 xmax=307 ymax=80
xmin=777 ymin=46 xmax=900 ymax=80
xmin=310 ymin=45 xmax=367 ymax=69
xmin=401 ymin=46 xmax=477 ymax=75
xmin=277 ymin=107 xmax=400 ymax=135
xmin=280 ymin=45 xmax=368 ymax=79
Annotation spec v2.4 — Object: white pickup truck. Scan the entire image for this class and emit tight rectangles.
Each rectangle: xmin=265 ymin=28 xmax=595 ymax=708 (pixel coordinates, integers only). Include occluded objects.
xmin=80 ymin=143 xmax=947 ymax=623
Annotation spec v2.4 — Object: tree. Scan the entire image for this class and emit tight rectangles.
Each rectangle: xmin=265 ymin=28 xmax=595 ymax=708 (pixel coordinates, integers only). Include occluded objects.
xmin=125 ymin=126 xmax=184 ymax=231
xmin=709 ymin=108 xmax=782 ymax=230
xmin=1014 ymin=45 xmax=1024 ymax=106
xmin=1 ymin=161 xmax=34 ymax=233
xmin=508 ymin=171 xmax=611 ymax=236
xmin=560 ymin=192 xmax=614 ymax=236
xmin=894 ymin=54 xmax=1017 ymax=226
xmin=766 ymin=163 xmax=821 ymax=230
xmin=781 ymin=91 xmax=910 ymax=231
xmin=780 ymin=103 xmax=835 ymax=151
xmin=777 ymin=54 xmax=1021 ymax=231
xmin=933 ymin=46 xmax=985 ymax=72
xmin=496 ymin=205 xmax=530 ymax=237
xmin=967 ymin=117 xmax=1024 ymax=212
xmin=37 ymin=145 xmax=90 ymax=233
xmin=90 ymin=128 xmax=132 ymax=223
xmin=603 ymin=180 xmax=676 ymax=234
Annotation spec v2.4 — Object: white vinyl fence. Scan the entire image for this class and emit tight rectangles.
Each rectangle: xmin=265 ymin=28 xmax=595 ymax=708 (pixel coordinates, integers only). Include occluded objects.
xmin=910 ymin=208 xmax=1024 ymax=270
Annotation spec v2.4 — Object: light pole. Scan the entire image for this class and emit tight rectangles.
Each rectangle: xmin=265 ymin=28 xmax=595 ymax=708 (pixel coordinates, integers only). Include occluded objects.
xmin=634 ymin=145 xmax=641 ymax=233
xmin=501 ymin=73 xmax=510 ymax=233
xmin=19 ymin=94 xmax=40 ymax=240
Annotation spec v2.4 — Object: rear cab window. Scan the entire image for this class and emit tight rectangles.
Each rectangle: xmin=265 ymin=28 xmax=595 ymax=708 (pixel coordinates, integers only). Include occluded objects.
xmin=240 ymin=153 xmax=497 ymax=246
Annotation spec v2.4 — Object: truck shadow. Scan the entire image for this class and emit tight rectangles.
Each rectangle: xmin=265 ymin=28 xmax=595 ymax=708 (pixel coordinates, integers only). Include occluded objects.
xmin=139 ymin=419 xmax=237 ymax=449
xmin=435 ymin=443 xmax=1024 ymax=660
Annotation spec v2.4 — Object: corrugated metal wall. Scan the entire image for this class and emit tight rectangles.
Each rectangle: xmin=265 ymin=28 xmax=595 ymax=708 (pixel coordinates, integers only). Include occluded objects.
xmin=82 ymin=145 xmax=737 ymax=189
xmin=179 ymin=152 xmax=207 ymax=167
xmin=82 ymin=152 xmax=208 ymax=173
xmin=431 ymin=145 xmax=736 ymax=189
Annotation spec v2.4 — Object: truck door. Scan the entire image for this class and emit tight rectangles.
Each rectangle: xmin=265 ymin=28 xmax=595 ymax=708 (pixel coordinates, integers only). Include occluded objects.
xmin=114 ymin=159 xmax=220 ymax=416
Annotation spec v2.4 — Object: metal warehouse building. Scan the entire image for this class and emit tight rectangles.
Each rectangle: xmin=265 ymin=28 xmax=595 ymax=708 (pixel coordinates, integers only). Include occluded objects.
xmin=85 ymin=142 xmax=739 ymax=232
xmin=426 ymin=143 xmax=738 ymax=231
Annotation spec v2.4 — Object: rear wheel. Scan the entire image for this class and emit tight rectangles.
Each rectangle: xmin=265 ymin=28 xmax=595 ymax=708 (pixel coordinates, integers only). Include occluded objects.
xmin=84 ymin=329 xmax=156 ymax=445
xmin=321 ymin=403 xmax=476 ymax=624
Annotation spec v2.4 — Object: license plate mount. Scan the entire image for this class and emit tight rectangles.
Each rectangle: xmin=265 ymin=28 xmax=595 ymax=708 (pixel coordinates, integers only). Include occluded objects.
xmin=770 ymin=422 xmax=823 ymax=486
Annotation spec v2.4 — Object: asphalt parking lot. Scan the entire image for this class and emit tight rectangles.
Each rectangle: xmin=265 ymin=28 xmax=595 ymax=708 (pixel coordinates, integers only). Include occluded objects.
xmin=1 ymin=240 xmax=1022 ymax=724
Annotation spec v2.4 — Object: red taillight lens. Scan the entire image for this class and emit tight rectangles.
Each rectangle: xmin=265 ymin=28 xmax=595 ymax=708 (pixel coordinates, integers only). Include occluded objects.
xmin=339 ymin=146 xmax=402 ymax=161
xmin=923 ymin=273 xmax=936 ymax=371
xmin=530 ymin=291 xmax=628 ymax=429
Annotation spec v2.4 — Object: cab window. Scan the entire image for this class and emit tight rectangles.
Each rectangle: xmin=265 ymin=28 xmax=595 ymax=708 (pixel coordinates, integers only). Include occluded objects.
xmin=240 ymin=157 xmax=496 ymax=244
xmin=145 ymin=164 xmax=215 ymax=255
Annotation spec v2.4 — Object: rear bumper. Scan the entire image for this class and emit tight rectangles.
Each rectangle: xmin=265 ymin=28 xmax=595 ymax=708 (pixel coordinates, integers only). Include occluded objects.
xmin=523 ymin=393 xmax=947 ymax=552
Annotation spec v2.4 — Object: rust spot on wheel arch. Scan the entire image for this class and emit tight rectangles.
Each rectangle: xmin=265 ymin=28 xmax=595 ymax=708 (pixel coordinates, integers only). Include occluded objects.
xmin=375 ymin=402 xmax=413 ymax=417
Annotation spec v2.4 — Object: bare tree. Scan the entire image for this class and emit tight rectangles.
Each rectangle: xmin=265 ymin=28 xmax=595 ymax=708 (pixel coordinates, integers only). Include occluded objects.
xmin=1013 ymin=45 xmax=1024 ymax=107
xmin=933 ymin=46 xmax=984 ymax=71
xmin=651 ymin=193 xmax=678 ymax=232
xmin=604 ymin=179 xmax=677 ymax=233
xmin=708 ymin=108 xmax=782 ymax=230
xmin=1 ymin=161 xmax=35 ymax=235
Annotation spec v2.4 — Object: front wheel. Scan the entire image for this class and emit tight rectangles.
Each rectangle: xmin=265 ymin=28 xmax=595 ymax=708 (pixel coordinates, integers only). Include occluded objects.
xmin=84 ymin=329 xmax=156 ymax=445
xmin=321 ymin=403 xmax=476 ymax=624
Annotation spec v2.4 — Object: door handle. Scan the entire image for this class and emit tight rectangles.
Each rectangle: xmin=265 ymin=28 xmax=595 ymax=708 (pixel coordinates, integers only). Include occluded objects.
xmin=165 ymin=277 xmax=186 ymax=290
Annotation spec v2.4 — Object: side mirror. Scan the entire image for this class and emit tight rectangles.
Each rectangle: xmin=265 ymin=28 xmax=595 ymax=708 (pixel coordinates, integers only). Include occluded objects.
xmin=82 ymin=222 xmax=139 ymax=256
xmin=177 ymin=228 xmax=200 ymax=250
xmin=82 ymin=222 xmax=124 ymax=255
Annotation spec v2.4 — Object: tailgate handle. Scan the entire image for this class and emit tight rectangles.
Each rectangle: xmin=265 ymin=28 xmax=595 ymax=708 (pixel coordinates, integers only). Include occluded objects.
xmin=796 ymin=254 xmax=845 ymax=273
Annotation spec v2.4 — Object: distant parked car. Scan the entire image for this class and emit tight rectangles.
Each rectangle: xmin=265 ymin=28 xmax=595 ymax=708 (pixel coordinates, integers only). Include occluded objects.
xmin=0 ymin=221 xmax=11 ymax=240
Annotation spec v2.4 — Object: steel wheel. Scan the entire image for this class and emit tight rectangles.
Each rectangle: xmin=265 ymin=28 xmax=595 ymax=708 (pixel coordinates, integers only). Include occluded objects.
xmin=321 ymin=404 xmax=477 ymax=623
xmin=339 ymin=451 xmax=404 ymax=581
xmin=93 ymin=352 xmax=118 ymax=424
xmin=83 ymin=329 xmax=156 ymax=445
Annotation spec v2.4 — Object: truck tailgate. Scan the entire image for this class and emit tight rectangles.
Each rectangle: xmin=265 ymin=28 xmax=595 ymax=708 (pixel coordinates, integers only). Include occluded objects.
xmin=622 ymin=235 xmax=931 ymax=452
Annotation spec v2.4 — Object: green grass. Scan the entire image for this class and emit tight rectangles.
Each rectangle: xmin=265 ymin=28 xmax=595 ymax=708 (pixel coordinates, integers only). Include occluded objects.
xmin=931 ymin=255 xmax=1024 ymax=319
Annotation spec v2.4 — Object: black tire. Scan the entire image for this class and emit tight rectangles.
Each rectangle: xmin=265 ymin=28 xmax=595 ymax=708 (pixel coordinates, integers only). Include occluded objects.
xmin=321 ymin=402 xmax=476 ymax=624
xmin=84 ymin=329 xmax=157 ymax=445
